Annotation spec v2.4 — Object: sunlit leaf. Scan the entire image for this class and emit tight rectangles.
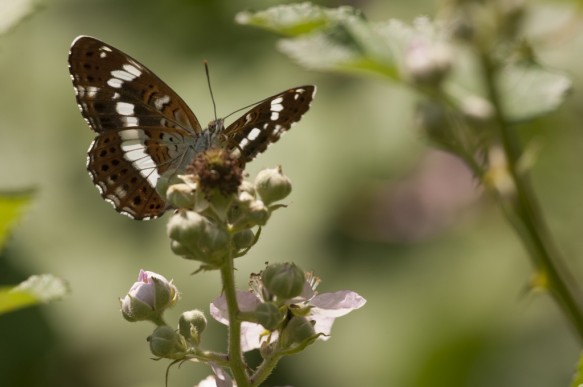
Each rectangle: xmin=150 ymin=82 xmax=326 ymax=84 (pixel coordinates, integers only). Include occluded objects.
xmin=236 ymin=2 xmax=359 ymax=36
xmin=0 ymin=189 xmax=35 ymax=251
xmin=498 ymin=63 xmax=572 ymax=122
xmin=0 ymin=0 xmax=39 ymax=36
xmin=0 ymin=274 xmax=69 ymax=315
xmin=570 ymin=351 xmax=583 ymax=387
xmin=239 ymin=4 xmax=571 ymax=122
xmin=237 ymin=3 xmax=397 ymax=79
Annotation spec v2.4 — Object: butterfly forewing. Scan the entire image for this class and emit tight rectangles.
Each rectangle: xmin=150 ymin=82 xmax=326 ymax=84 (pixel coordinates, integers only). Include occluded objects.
xmin=69 ymin=36 xmax=315 ymax=220
xmin=69 ymin=36 xmax=202 ymax=134
xmin=69 ymin=36 xmax=203 ymax=219
xmin=224 ymin=86 xmax=316 ymax=163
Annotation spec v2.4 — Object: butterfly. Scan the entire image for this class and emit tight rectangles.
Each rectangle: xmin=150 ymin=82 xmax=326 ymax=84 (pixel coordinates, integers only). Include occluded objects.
xmin=68 ymin=36 xmax=315 ymax=220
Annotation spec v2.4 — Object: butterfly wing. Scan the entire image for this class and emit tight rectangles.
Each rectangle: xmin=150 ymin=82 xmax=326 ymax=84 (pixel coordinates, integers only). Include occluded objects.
xmin=223 ymin=86 xmax=316 ymax=163
xmin=69 ymin=36 xmax=202 ymax=219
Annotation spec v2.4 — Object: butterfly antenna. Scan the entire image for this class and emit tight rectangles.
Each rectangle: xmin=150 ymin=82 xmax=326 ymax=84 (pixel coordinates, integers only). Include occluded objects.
xmin=204 ymin=60 xmax=218 ymax=121
xmin=223 ymin=96 xmax=270 ymax=120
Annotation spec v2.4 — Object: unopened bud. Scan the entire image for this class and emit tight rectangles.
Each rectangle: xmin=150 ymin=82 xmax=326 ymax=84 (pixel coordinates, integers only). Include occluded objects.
xmin=282 ymin=316 xmax=316 ymax=347
xmin=405 ymin=40 xmax=453 ymax=87
xmin=120 ymin=270 xmax=178 ymax=323
xmin=233 ymin=229 xmax=255 ymax=250
xmin=262 ymin=263 xmax=305 ymax=300
xmin=166 ymin=183 xmax=197 ymax=209
xmin=178 ymin=309 xmax=207 ymax=345
xmin=255 ymin=302 xmax=284 ymax=331
xmin=167 ymin=211 xmax=229 ymax=266
xmin=255 ymin=167 xmax=292 ymax=205
xmin=148 ymin=326 xmax=188 ymax=359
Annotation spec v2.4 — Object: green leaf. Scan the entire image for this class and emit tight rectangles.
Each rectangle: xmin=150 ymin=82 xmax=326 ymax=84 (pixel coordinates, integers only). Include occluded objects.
xmin=237 ymin=3 xmax=397 ymax=80
xmin=498 ymin=63 xmax=572 ymax=122
xmin=571 ymin=351 xmax=583 ymax=387
xmin=0 ymin=189 xmax=35 ymax=251
xmin=239 ymin=4 xmax=571 ymax=121
xmin=0 ymin=274 xmax=70 ymax=315
xmin=236 ymin=3 xmax=359 ymax=36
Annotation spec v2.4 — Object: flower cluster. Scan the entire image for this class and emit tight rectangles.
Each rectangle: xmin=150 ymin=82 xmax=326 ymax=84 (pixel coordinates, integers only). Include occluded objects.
xmin=119 ymin=150 xmax=366 ymax=385
xmin=210 ymin=264 xmax=366 ymax=353
xmin=165 ymin=149 xmax=292 ymax=270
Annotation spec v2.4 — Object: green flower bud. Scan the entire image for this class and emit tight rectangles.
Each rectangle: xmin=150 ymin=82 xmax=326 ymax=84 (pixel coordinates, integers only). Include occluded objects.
xmin=233 ymin=229 xmax=255 ymax=250
xmin=148 ymin=326 xmax=188 ymax=359
xmin=230 ymin=197 xmax=270 ymax=231
xmin=282 ymin=316 xmax=316 ymax=347
xmin=167 ymin=211 xmax=229 ymax=266
xmin=247 ymin=200 xmax=270 ymax=227
xmin=461 ymin=95 xmax=494 ymax=128
xmin=255 ymin=167 xmax=292 ymax=205
xmin=262 ymin=263 xmax=305 ymax=300
xmin=178 ymin=309 xmax=207 ymax=345
xmin=166 ymin=183 xmax=197 ymax=209
xmin=255 ymin=302 xmax=284 ymax=331
xmin=239 ymin=180 xmax=256 ymax=198
xmin=405 ymin=41 xmax=452 ymax=88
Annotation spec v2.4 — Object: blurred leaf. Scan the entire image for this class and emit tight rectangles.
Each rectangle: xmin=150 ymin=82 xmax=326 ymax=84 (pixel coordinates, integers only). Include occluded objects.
xmin=498 ymin=63 xmax=572 ymax=122
xmin=571 ymin=351 xmax=583 ymax=387
xmin=0 ymin=274 xmax=69 ymax=315
xmin=0 ymin=0 xmax=39 ymax=36
xmin=239 ymin=4 xmax=571 ymax=122
xmin=235 ymin=2 xmax=359 ymax=36
xmin=237 ymin=3 xmax=397 ymax=80
xmin=0 ymin=189 xmax=35 ymax=251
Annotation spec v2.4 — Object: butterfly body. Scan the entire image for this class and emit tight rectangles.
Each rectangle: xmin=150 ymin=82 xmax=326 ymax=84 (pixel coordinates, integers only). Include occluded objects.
xmin=69 ymin=36 xmax=315 ymax=220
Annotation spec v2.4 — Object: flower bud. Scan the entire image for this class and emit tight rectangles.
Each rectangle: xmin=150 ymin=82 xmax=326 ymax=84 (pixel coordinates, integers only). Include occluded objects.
xmin=148 ymin=326 xmax=188 ymax=359
xmin=178 ymin=309 xmax=207 ymax=345
xmin=255 ymin=302 xmax=284 ymax=331
xmin=230 ymin=197 xmax=271 ymax=231
xmin=247 ymin=200 xmax=270 ymax=226
xmin=405 ymin=40 xmax=453 ymax=87
xmin=120 ymin=270 xmax=178 ymax=323
xmin=239 ymin=180 xmax=256 ymax=198
xmin=255 ymin=167 xmax=292 ymax=205
xmin=282 ymin=316 xmax=315 ymax=347
xmin=461 ymin=95 xmax=494 ymax=128
xmin=262 ymin=263 xmax=305 ymax=300
xmin=166 ymin=183 xmax=197 ymax=209
xmin=233 ymin=229 xmax=255 ymax=250
xmin=167 ymin=211 xmax=229 ymax=266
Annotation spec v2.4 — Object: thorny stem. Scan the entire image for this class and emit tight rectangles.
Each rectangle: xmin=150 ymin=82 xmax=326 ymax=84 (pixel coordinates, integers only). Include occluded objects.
xmin=220 ymin=240 xmax=250 ymax=386
xmin=478 ymin=50 xmax=583 ymax=341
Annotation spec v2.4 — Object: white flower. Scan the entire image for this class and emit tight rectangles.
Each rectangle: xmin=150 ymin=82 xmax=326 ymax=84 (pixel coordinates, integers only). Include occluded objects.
xmin=195 ymin=363 xmax=235 ymax=387
xmin=210 ymin=273 xmax=366 ymax=351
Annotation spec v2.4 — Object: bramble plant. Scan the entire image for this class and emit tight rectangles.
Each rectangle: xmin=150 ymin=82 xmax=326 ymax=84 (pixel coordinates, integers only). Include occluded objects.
xmin=120 ymin=149 xmax=365 ymax=386
xmin=235 ymin=1 xmax=583 ymax=386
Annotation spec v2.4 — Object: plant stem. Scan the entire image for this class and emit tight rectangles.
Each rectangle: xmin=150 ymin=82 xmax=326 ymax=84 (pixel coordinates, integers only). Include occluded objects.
xmin=220 ymin=246 xmax=250 ymax=386
xmin=479 ymin=51 xmax=583 ymax=341
xmin=250 ymin=353 xmax=283 ymax=386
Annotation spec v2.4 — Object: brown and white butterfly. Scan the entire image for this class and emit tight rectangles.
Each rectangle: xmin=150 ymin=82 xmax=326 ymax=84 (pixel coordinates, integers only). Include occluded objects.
xmin=68 ymin=36 xmax=315 ymax=220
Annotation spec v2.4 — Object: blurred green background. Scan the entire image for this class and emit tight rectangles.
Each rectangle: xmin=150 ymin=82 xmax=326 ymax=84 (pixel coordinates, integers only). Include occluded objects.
xmin=2 ymin=0 xmax=583 ymax=386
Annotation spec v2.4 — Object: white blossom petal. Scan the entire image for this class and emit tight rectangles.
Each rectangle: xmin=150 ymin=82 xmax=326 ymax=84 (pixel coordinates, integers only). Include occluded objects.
xmin=310 ymin=290 xmax=366 ymax=317
xmin=210 ymin=291 xmax=261 ymax=324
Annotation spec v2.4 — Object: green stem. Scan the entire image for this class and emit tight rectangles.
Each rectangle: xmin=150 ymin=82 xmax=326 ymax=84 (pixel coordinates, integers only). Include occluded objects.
xmin=220 ymin=246 xmax=250 ymax=386
xmin=479 ymin=51 xmax=583 ymax=341
xmin=250 ymin=353 xmax=283 ymax=386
